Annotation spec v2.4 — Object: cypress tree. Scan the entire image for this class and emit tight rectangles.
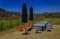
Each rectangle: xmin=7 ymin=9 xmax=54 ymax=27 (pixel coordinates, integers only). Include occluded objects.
xmin=22 ymin=3 xmax=28 ymax=23
xmin=29 ymin=6 xmax=34 ymax=21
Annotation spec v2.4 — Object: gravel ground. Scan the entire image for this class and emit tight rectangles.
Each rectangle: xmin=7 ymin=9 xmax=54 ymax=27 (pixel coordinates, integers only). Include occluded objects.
xmin=0 ymin=25 xmax=60 ymax=39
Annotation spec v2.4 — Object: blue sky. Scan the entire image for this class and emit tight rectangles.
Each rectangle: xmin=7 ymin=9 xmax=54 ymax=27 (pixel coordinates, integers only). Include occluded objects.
xmin=0 ymin=0 xmax=60 ymax=13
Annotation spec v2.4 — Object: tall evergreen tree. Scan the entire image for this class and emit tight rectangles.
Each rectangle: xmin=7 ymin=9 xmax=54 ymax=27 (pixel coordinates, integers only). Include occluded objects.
xmin=22 ymin=3 xmax=28 ymax=23
xmin=29 ymin=6 xmax=34 ymax=21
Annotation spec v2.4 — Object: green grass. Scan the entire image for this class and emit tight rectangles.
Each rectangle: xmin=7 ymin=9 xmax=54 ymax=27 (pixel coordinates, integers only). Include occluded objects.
xmin=33 ymin=18 xmax=44 ymax=22
xmin=34 ymin=18 xmax=60 ymax=25
xmin=0 ymin=18 xmax=60 ymax=31
xmin=46 ymin=18 xmax=60 ymax=25
xmin=0 ymin=19 xmax=22 ymax=31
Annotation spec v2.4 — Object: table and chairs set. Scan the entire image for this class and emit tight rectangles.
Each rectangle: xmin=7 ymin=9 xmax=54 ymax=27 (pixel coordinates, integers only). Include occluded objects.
xmin=33 ymin=21 xmax=54 ymax=33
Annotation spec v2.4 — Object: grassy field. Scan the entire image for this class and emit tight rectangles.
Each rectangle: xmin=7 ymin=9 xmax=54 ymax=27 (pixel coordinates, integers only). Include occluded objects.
xmin=34 ymin=18 xmax=60 ymax=25
xmin=46 ymin=18 xmax=60 ymax=25
xmin=0 ymin=18 xmax=60 ymax=31
xmin=0 ymin=19 xmax=22 ymax=31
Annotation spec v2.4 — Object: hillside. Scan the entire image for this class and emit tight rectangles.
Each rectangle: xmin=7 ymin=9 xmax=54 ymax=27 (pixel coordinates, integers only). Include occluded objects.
xmin=0 ymin=8 xmax=21 ymax=20
xmin=0 ymin=8 xmax=60 ymax=20
xmin=34 ymin=12 xmax=60 ymax=18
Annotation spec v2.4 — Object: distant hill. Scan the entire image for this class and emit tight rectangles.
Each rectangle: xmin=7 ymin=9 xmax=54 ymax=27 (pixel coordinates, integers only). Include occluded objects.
xmin=0 ymin=8 xmax=6 ymax=12
xmin=0 ymin=8 xmax=60 ymax=20
xmin=0 ymin=8 xmax=21 ymax=20
xmin=35 ymin=12 xmax=60 ymax=18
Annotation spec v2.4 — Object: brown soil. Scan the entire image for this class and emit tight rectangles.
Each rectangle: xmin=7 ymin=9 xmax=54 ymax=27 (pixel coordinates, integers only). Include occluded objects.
xmin=0 ymin=25 xmax=60 ymax=39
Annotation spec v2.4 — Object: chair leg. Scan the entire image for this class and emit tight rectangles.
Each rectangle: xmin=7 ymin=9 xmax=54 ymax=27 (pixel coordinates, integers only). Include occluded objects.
xmin=47 ymin=30 xmax=51 ymax=32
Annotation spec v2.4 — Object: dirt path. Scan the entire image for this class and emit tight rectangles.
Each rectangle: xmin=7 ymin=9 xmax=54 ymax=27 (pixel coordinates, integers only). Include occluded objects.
xmin=0 ymin=25 xmax=60 ymax=39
